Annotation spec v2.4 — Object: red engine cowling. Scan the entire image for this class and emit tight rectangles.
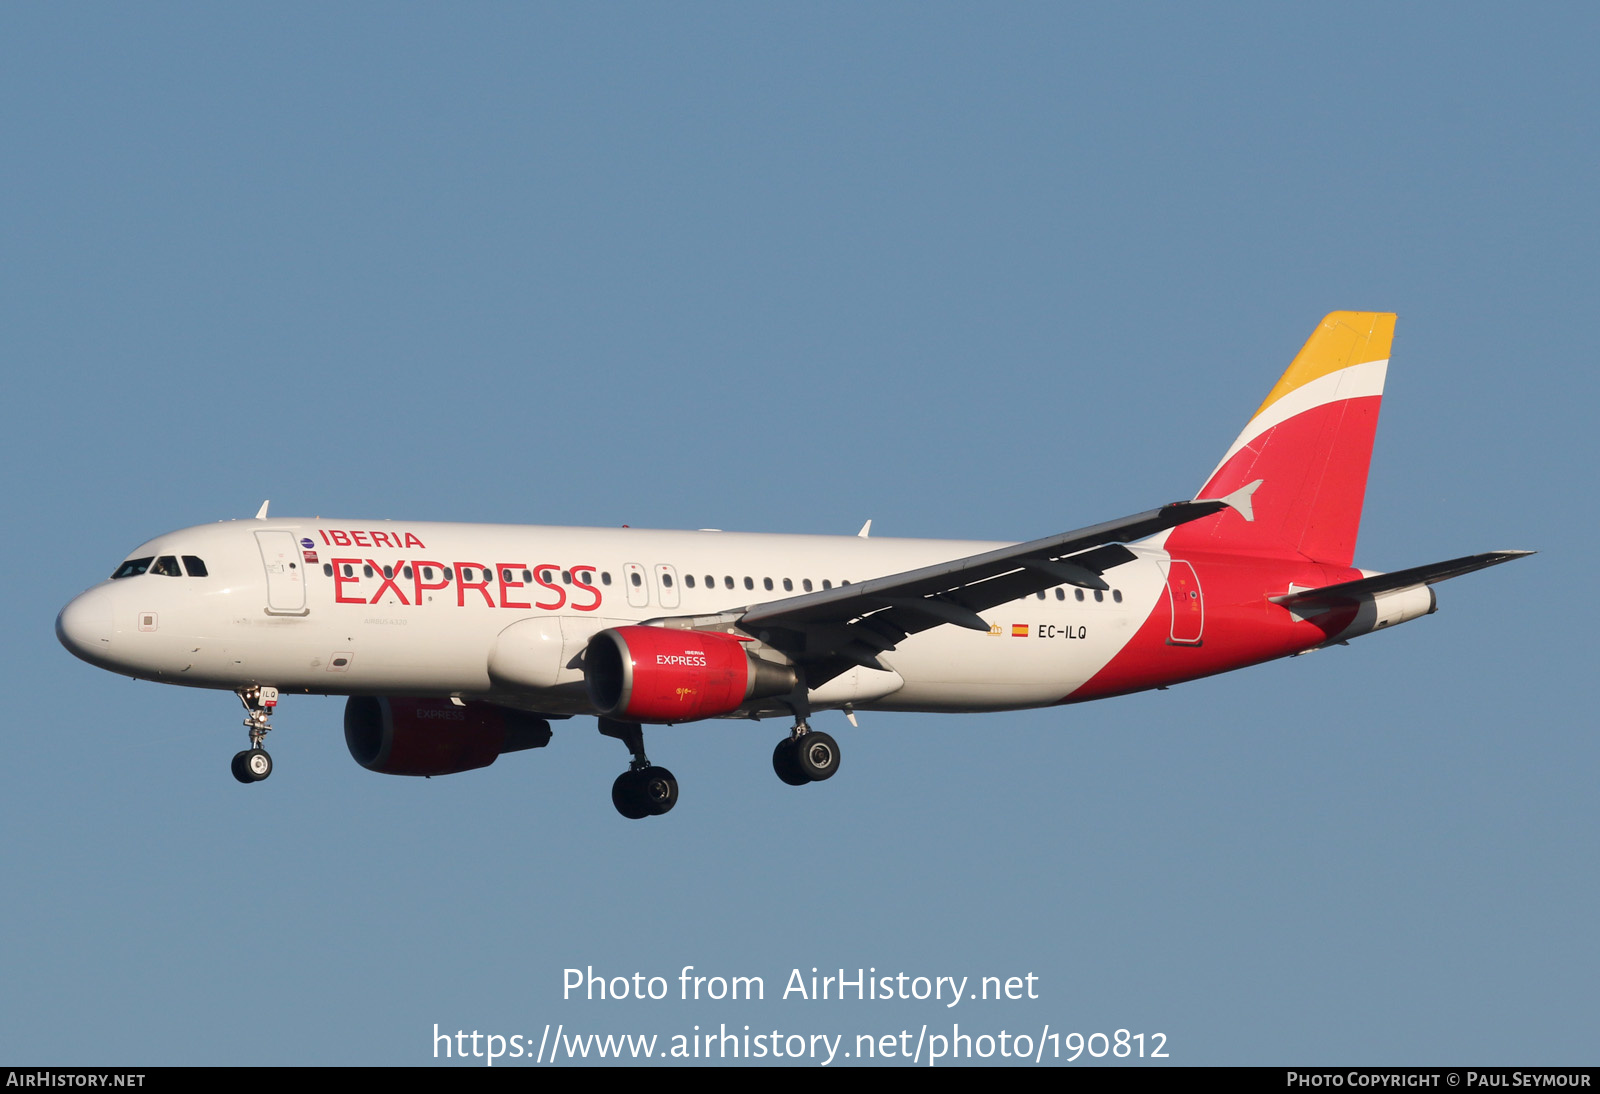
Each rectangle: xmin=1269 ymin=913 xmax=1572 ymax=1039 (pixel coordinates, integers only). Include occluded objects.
xmin=585 ymin=626 xmax=797 ymax=723
xmin=343 ymin=696 xmax=552 ymax=776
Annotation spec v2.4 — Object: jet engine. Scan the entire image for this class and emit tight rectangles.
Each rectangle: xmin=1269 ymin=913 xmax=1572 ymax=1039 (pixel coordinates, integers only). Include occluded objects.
xmin=343 ymin=696 xmax=552 ymax=776
xmin=584 ymin=626 xmax=797 ymax=723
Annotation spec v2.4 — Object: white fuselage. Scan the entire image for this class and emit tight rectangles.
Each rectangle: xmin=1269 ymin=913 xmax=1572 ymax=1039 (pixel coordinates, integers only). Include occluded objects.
xmin=58 ymin=517 xmax=1171 ymax=717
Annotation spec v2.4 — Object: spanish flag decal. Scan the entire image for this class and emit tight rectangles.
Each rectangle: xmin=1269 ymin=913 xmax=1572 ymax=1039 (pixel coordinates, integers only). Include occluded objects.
xmin=1011 ymin=624 xmax=1029 ymax=637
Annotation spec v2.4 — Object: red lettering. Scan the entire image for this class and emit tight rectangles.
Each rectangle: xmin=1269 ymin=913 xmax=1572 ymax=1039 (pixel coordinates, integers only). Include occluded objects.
xmin=404 ymin=533 xmax=425 ymax=549
xmin=498 ymin=563 xmax=531 ymax=610
xmin=366 ymin=560 xmax=410 ymax=605
xmin=318 ymin=530 xmax=332 ymax=545
xmin=372 ymin=531 xmax=394 ymax=548
xmin=532 ymin=564 xmax=566 ymax=610
xmin=456 ymin=563 xmax=495 ymax=607
xmin=330 ymin=530 xmax=351 ymax=547
xmin=332 ymin=558 xmax=365 ymax=604
xmin=352 ymin=531 xmax=371 ymax=547
xmin=412 ymin=561 xmax=449 ymax=604
xmin=570 ymin=566 xmax=601 ymax=612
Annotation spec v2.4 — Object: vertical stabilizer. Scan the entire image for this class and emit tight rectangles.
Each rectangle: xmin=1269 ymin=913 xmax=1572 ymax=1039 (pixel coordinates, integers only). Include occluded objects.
xmin=1168 ymin=311 xmax=1394 ymax=567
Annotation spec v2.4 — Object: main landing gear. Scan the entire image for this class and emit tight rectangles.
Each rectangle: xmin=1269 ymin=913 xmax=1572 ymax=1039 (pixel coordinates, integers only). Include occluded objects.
xmin=231 ymin=686 xmax=278 ymax=785
xmin=772 ymin=724 xmax=840 ymax=786
xmin=599 ymin=717 xmax=678 ymax=820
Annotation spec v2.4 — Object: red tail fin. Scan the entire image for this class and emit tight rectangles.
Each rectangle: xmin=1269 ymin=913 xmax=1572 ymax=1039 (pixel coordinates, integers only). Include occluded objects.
xmin=1170 ymin=311 xmax=1394 ymax=567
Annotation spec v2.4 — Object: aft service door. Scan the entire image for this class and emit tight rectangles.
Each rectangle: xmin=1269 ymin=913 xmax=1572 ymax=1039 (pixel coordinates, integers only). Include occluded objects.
xmin=256 ymin=531 xmax=308 ymax=614
xmin=1165 ymin=559 xmax=1203 ymax=645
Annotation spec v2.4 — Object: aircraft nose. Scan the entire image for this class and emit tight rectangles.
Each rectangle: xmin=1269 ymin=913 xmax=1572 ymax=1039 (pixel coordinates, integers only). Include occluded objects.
xmin=57 ymin=588 xmax=114 ymax=665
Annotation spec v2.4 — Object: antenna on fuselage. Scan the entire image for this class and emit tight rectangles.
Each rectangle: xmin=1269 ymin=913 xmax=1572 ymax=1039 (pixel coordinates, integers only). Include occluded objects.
xmin=857 ymin=520 xmax=872 ymax=538
xmin=255 ymin=500 xmax=270 ymax=520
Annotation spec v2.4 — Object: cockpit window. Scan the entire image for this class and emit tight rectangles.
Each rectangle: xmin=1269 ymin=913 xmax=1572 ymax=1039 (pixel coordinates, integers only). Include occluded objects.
xmin=182 ymin=556 xmax=208 ymax=577
xmin=151 ymin=556 xmax=183 ymax=577
xmin=111 ymin=557 xmax=154 ymax=579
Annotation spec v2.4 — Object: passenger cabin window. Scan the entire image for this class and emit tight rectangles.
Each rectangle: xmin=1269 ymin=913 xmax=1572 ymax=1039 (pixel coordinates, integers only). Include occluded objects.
xmin=112 ymin=557 xmax=154 ymax=579
xmin=743 ymin=577 xmax=754 ymax=590
xmin=803 ymin=579 xmax=813 ymax=592
xmin=685 ymin=574 xmax=696 ymax=588
xmin=181 ymin=555 xmax=208 ymax=577
xmin=783 ymin=578 xmax=793 ymax=591
xmin=630 ymin=572 xmax=642 ymax=587
xmin=150 ymin=556 xmax=183 ymax=577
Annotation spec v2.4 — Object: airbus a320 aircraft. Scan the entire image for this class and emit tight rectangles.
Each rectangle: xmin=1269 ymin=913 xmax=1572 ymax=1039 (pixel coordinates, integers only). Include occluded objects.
xmin=57 ymin=313 xmax=1529 ymax=818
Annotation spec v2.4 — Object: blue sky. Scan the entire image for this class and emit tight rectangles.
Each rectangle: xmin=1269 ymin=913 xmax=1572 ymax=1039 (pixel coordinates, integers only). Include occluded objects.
xmin=2 ymin=4 xmax=1593 ymax=1065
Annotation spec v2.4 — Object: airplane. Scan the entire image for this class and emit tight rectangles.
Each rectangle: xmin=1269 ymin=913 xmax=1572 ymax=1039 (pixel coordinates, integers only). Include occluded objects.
xmin=56 ymin=312 xmax=1530 ymax=818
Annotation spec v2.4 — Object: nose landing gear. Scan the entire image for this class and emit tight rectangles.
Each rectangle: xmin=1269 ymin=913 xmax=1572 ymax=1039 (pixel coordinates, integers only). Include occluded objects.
xmin=231 ymin=686 xmax=277 ymax=784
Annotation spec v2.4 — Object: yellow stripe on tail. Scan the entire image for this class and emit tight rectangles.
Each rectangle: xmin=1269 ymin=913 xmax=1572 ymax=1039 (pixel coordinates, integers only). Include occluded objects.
xmin=1253 ymin=311 xmax=1395 ymax=418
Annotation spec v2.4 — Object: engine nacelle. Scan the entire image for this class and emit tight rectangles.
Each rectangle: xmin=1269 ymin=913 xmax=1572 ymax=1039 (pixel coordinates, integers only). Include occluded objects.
xmin=584 ymin=626 xmax=797 ymax=723
xmin=343 ymin=696 xmax=552 ymax=776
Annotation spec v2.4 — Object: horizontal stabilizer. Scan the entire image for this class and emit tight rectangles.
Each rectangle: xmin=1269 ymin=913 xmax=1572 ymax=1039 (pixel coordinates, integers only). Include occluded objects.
xmin=1270 ymin=550 xmax=1533 ymax=607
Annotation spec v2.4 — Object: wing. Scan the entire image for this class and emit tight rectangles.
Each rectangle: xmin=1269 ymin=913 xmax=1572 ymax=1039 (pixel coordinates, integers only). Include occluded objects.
xmin=737 ymin=490 xmax=1254 ymax=687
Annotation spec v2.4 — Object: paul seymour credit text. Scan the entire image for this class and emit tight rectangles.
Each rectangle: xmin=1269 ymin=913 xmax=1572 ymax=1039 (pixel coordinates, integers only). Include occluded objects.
xmin=432 ymin=966 xmax=1170 ymax=1065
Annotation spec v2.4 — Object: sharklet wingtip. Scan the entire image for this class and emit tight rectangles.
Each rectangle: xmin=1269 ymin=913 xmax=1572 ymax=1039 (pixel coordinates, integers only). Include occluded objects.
xmin=1200 ymin=479 xmax=1262 ymax=523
